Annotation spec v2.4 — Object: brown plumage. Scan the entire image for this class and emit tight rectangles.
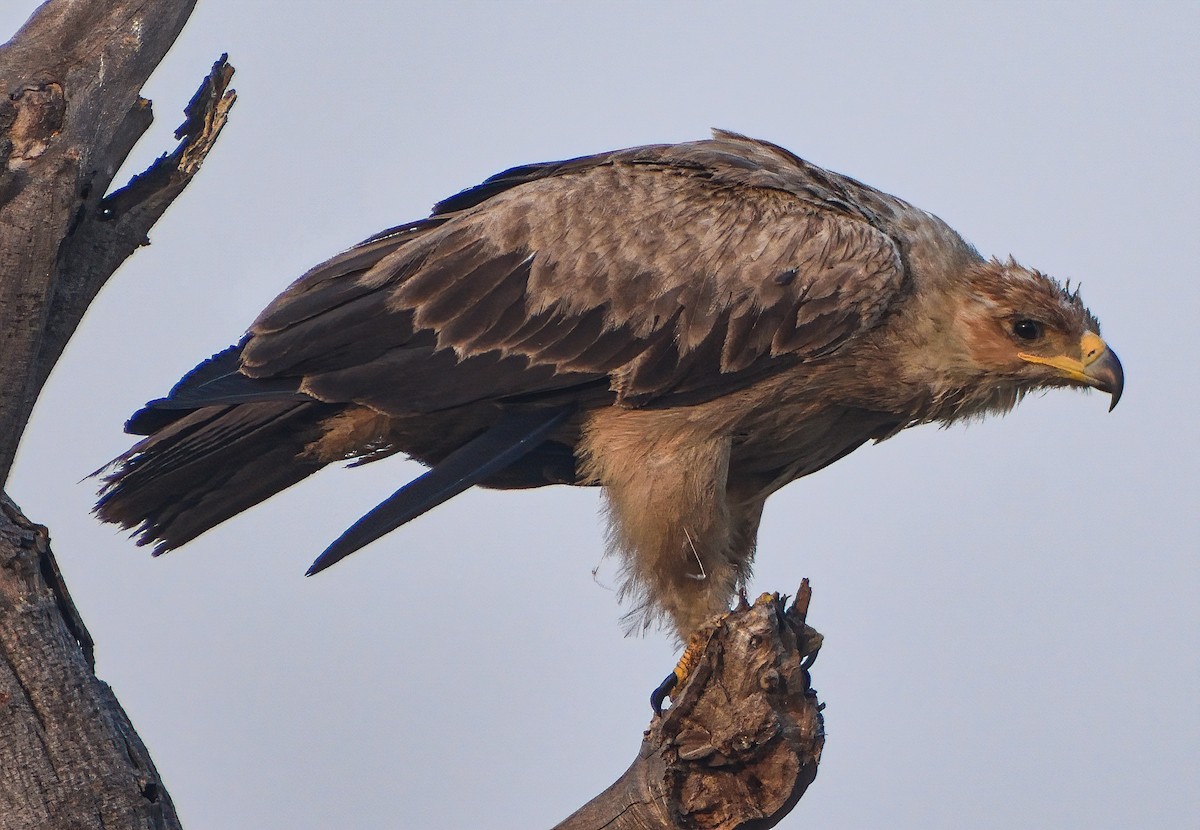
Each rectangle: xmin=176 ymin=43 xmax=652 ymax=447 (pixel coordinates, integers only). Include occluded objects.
xmin=96 ymin=131 xmax=1123 ymax=637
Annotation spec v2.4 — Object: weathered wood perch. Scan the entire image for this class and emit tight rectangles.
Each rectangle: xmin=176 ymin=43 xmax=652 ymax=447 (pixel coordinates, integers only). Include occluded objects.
xmin=0 ymin=2 xmax=826 ymax=828
xmin=555 ymin=586 xmax=824 ymax=830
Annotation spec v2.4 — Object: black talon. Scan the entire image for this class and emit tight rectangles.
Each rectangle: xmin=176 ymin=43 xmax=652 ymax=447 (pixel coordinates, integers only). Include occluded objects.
xmin=650 ymin=672 xmax=678 ymax=715
xmin=801 ymin=647 xmax=820 ymax=670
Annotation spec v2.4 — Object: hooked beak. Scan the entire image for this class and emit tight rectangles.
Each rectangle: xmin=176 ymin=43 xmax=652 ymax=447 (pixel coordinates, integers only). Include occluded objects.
xmin=1019 ymin=331 xmax=1124 ymax=411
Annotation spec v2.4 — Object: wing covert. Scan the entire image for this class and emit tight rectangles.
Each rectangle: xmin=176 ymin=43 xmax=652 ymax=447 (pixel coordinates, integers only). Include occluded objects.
xmin=240 ymin=134 xmax=908 ymax=413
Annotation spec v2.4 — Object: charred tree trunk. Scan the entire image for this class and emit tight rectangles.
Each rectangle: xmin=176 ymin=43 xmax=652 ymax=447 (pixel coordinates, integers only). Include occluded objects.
xmin=0 ymin=3 xmax=824 ymax=828
xmin=0 ymin=1 xmax=232 ymax=826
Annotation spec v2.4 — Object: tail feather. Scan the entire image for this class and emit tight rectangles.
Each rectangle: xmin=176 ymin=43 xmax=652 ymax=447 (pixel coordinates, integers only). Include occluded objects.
xmin=96 ymin=401 xmax=336 ymax=554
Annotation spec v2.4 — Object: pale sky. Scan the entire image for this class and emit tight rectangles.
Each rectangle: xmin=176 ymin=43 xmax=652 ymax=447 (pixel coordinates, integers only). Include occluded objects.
xmin=5 ymin=2 xmax=1198 ymax=828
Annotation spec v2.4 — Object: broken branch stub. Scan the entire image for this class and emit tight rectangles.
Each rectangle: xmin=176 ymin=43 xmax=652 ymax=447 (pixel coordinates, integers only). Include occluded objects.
xmin=555 ymin=583 xmax=824 ymax=830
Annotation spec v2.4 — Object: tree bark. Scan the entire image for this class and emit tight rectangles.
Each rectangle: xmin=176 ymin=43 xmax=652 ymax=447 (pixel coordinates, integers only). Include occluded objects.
xmin=0 ymin=0 xmax=234 ymax=486
xmin=553 ymin=586 xmax=824 ymax=830
xmin=0 ymin=495 xmax=180 ymax=830
xmin=0 ymin=1 xmax=233 ymax=827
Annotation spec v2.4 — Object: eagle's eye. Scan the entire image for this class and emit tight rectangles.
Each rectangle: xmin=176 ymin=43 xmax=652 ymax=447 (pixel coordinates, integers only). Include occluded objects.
xmin=1012 ymin=319 xmax=1043 ymax=341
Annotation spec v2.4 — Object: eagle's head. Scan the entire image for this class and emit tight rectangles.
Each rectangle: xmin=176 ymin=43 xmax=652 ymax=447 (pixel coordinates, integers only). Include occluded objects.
xmin=924 ymin=258 xmax=1123 ymax=421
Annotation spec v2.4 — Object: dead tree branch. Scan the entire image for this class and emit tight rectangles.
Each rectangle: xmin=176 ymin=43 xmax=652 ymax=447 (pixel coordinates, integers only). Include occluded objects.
xmin=554 ymin=586 xmax=825 ymax=830
xmin=0 ymin=0 xmax=234 ymax=486
xmin=0 ymin=1 xmax=233 ymax=826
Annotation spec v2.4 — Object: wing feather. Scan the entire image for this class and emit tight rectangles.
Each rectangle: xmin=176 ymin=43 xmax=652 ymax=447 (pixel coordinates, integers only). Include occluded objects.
xmin=238 ymin=133 xmax=909 ymax=414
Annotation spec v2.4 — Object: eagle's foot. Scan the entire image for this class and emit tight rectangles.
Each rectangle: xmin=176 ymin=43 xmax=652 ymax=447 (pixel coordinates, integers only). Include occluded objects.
xmin=652 ymin=646 xmax=701 ymax=715
xmin=651 ymin=636 xmax=704 ymax=714
xmin=651 ymin=593 xmax=780 ymax=714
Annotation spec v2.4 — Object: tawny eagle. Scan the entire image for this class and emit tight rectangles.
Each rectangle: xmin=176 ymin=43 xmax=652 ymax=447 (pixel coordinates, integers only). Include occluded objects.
xmin=97 ymin=131 xmax=1123 ymax=637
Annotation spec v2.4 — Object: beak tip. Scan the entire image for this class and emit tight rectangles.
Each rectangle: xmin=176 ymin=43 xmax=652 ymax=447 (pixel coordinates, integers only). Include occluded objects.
xmin=1090 ymin=346 xmax=1124 ymax=412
